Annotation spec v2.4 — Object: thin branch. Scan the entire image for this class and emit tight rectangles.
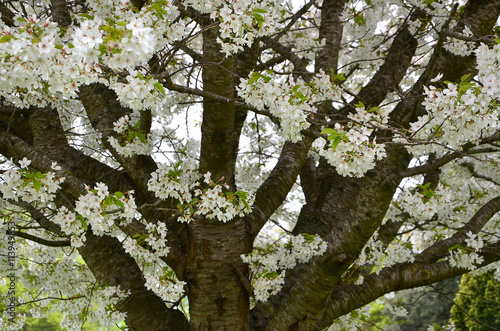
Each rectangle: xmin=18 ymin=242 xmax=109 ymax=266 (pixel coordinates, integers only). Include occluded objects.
xmin=12 ymin=230 xmax=71 ymax=247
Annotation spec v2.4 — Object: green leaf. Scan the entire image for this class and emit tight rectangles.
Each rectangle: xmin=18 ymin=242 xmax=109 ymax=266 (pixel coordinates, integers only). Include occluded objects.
xmin=0 ymin=35 xmax=14 ymax=43
xmin=335 ymin=73 xmax=346 ymax=81
xmin=236 ymin=190 xmax=250 ymax=210
xmin=448 ymin=244 xmax=464 ymax=251
xmin=154 ymin=82 xmax=165 ymax=95
xmin=80 ymin=217 xmax=88 ymax=231
xmin=136 ymin=132 xmax=147 ymax=143
xmin=354 ymin=14 xmax=366 ymax=26
xmin=321 ymin=128 xmax=345 ymax=150
xmin=417 ymin=183 xmax=431 ymax=190
xmin=253 ymin=13 xmax=264 ymax=30
xmin=34 ymin=171 xmax=46 ymax=180
xmin=253 ymin=8 xmax=268 ymax=13
xmin=248 ymin=72 xmax=261 ymax=84
xmin=331 ymin=136 xmax=341 ymax=150
xmin=79 ymin=13 xmax=95 ymax=20
xmin=33 ymin=180 xmax=41 ymax=193
xmin=263 ymin=271 xmax=278 ymax=279
xmin=114 ymin=199 xmax=125 ymax=209
xmin=321 ymin=128 xmax=340 ymax=136
xmin=104 ymin=196 xmax=114 ymax=206
xmin=355 ymin=101 xmax=365 ymax=108
xmin=461 ymin=73 xmax=472 ymax=82
xmin=114 ymin=191 xmax=124 ymax=199
xmin=236 ymin=190 xmax=247 ymax=200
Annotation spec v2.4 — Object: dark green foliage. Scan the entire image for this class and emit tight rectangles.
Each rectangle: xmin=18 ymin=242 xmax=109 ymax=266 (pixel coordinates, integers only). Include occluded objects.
xmin=450 ymin=271 xmax=500 ymax=331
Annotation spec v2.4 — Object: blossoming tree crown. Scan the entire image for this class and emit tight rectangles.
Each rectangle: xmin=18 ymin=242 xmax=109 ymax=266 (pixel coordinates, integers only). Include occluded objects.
xmin=0 ymin=0 xmax=499 ymax=330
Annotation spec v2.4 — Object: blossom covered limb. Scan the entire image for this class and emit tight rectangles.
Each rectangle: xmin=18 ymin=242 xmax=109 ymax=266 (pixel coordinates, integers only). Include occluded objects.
xmin=254 ymin=12 xmax=421 ymax=330
xmin=319 ymin=242 xmax=500 ymax=330
xmin=0 ymin=142 xmax=188 ymax=329
xmin=78 ymin=229 xmax=189 ymax=330
xmin=415 ymin=195 xmax=500 ymax=264
xmin=400 ymin=135 xmax=500 ymax=178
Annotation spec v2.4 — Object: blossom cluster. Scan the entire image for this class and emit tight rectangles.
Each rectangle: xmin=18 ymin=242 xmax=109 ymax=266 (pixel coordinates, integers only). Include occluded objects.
xmin=443 ymin=27 xmax=475 ymax=57
xmin=57 ymin=285 xmax=130 ymax=331
xmin=148 ymin=160 xmax=254 ymax=223
xmin=0 ymin=233 xmax=129 ymax=331
xmin=355 ymin=232 xmax=415 ymax=277
xmin=0 ymin=1 xmax=186 ymax=110
xmin=327 ymin=304 xmax=371 ymax=331
xmin=110 ymin=72 xmax=166 ymax=111
xmin=52 ymin=183 xmax=137 ymax=246
xmin=0 ymin=15 xmax=101 ymax=107
xmin=403 ymin=82 xmax=498 ymax=157
xmin=107 ymin=114 xmax=157 ymax=157
xmin=241 ymin=233 xmax=327 ymax=302
xmin=0 ymin=158 xmax=64 ymax=204
xmin=238 ymin=70 xmax=344 ymax=142
xmin=449 ymin=231 xmax=485 ymax=271
xmin=313 ymin=103 xmax=388 ymax=177
xmin=208 ymin=0 xmax=285 ymax=55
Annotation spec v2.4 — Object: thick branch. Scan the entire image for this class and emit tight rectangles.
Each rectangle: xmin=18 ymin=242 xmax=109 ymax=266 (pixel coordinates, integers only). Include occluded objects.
xmin=315 ymin=0 xmax=348 ymax=73
xmin=247 ymin=138 xmax=314 ymax=238
xmin=0 ymin=2 xmax=15 ymax=27
xmin=199 ymin=21 xmax=237 ymax=187
xmin=50 ymin=0 xmax=71 ymax=27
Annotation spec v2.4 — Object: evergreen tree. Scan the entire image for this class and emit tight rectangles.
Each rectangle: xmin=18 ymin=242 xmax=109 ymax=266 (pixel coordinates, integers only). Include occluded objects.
xmin=451 ymin=271 xmax=500 ymax=331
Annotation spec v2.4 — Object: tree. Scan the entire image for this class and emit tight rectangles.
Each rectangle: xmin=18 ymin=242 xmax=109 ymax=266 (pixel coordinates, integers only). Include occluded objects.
xmin=451 ymin=270 xmax=500 ymax=331
xmin=0 ymin=0 xmax=499 ymax=330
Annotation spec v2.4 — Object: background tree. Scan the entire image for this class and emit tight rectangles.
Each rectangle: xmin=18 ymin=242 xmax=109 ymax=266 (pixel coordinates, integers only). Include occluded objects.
xmin=450 ymin=270 xmax=500 ymax=331
xmin=364 ymin=277 xmax=460 ymax=330
xmin=0 ymin=0 xmax=499 ymax=330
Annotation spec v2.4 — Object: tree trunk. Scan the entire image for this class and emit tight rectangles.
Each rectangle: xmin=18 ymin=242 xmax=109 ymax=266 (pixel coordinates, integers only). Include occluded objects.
xmin=186 ymin=218 xmax=251 ymax=330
